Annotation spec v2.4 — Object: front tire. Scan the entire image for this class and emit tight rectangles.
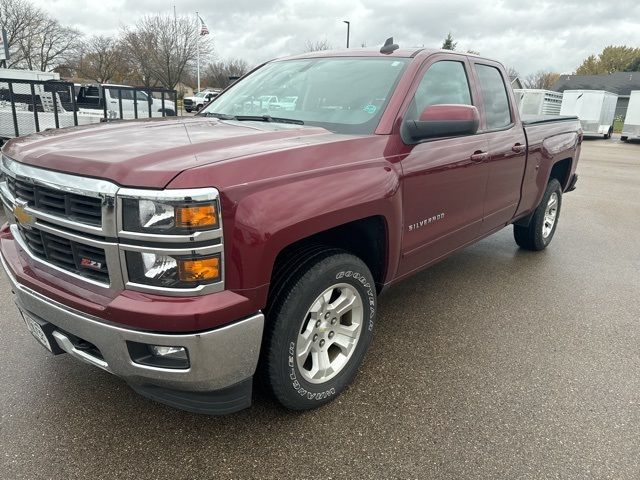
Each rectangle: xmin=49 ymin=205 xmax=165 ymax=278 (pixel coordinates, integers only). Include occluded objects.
xmin=621 ymin=136 xmax=628 ymax=142
xmin=263 ymin=249 xmax=376 ymax=410
xmin=514 ymin=179 xmax=562 ymax=251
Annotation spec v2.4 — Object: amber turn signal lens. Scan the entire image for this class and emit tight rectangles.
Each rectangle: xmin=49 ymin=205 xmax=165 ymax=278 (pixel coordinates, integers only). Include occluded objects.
xmin=178 ymin=257 xmax=220 ymax=282
xmin=175 ymin=204 xmax=218 ymax=229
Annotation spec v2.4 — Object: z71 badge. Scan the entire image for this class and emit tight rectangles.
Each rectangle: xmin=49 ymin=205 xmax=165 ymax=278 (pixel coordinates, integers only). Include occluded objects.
xmin=408 ymin=213 xmax=445 ymax=231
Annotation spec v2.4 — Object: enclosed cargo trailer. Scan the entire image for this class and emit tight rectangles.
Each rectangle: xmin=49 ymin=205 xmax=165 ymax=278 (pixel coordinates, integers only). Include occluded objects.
xmin=560 ymin=90 xmax=618 ymax=138
xmin=514 ymin=89 xmax=563 ymax=116
xmin=621 ymin=90 xmax=640 ymax=142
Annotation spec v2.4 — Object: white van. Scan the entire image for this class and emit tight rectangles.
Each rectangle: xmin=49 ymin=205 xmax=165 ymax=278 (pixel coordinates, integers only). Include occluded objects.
xmin=560 ymin=90 xmax=618 ymax=138
xmin=621 ymin=90 xmax=640 ymax=142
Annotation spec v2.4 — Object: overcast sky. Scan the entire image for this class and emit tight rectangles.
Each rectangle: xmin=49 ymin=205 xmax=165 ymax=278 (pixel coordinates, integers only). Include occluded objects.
xmin=31 ymin=0 xmax=640 ymax=77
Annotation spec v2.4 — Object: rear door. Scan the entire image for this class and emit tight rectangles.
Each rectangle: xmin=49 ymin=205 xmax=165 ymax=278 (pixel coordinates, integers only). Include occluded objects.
xmin=470 ymin=61 xmax=527 ymax=231
xmin=397 ymin=55 xmax=490 ymax=276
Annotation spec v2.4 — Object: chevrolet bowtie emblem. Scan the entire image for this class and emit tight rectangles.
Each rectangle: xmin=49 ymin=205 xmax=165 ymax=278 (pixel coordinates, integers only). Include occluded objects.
xmin=13 ymin=201 xmax=35 ymax=229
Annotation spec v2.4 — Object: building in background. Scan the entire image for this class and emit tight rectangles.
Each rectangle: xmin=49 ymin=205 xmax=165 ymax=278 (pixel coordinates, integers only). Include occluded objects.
xmin=552 ymin=72 xmax=640 ymax=120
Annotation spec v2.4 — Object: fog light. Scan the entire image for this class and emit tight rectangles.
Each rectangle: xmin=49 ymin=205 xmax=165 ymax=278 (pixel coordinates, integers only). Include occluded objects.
xmin=150 ymin=345 xmax=187 ymax=360
xmin=127 ymin=341 xmax=190 ymax=369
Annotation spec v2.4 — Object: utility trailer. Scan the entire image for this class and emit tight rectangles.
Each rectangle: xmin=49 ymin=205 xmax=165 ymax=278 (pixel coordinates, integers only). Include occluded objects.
xmin=621 ymin=90 xmax=640 ymax=142
xmin=560 ymin=90 xmax=618 ymax=139
xmin=0 ymin=78 xmax=177 ymax=143
xmin=514 ymin=89 xmax=563 ymax=116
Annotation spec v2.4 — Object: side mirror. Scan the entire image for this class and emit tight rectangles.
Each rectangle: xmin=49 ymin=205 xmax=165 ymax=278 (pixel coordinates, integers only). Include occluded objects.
xmin=405 ymin=104 xmax=480 ymax=142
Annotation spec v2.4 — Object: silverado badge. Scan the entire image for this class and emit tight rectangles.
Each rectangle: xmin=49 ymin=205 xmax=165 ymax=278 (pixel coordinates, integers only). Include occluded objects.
xmin=13 ymin=200 xmax=35 ymax=229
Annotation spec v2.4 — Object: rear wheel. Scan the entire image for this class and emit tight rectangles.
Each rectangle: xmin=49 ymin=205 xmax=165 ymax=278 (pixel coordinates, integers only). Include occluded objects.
xmin=263 ymin=249 xmax=376 ymax=410
xmin=196 ymin=104 xmax=203 ymax=111
xmin=621 ymin=136 xmax=628 ymax=142
xmin=514 ymin=179 xmax=562 ymax=251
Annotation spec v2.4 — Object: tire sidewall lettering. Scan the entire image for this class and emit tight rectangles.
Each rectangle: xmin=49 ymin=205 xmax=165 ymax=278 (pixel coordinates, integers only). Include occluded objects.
xmin=286 ymin=268 xmax=376 ymax=401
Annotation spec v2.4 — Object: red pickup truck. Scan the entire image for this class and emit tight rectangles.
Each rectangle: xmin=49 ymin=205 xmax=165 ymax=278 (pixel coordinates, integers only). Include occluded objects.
xmin=0 ymin=44 xmax=581 ymax=414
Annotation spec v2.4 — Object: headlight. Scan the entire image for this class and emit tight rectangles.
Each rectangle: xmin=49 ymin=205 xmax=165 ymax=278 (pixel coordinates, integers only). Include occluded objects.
xmin=121 ymin=196 xmax=219 ymax=234
xmin=125 ymin=251 xmax=221 ymax=288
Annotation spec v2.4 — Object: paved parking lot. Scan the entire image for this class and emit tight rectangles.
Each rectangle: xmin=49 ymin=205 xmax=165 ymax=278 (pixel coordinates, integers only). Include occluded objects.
xmin=0 ymin=138 xmax=638 ymax=479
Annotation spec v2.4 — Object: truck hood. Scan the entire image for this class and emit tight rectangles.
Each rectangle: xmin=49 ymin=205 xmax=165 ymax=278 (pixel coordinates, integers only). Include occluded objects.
xmin=3 ymin=117 xmax=334 ymax=188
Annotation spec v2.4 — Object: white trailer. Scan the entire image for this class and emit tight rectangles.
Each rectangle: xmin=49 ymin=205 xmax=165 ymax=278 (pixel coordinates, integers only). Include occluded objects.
xmin=560 ymin=90 xmax=618 ymax=138
xmin=621 ymin=90 xmax=640 ymax=142
xmin=514 ymin=89 xmax=563 ymax=116
xmin=0 ymin=68 xmax=60 ymax=82
xmin=0 ymin=91 xmax=103 ymax=139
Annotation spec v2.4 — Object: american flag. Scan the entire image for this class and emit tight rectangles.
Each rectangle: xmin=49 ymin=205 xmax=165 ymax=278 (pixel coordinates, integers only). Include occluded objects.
xmin=199 ymin=15 xmax=209 ymax=36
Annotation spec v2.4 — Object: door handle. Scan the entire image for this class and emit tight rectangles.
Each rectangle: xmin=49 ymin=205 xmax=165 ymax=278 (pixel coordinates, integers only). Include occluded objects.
xmin=512 ymin=143 xmax=526 ymax=153
xmin=470 ymin=151 xmax=488 ymax=162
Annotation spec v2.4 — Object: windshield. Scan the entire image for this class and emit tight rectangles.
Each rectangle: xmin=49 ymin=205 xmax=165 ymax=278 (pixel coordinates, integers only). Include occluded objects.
xmin=201 ymin=57 xmax=410 ymax=134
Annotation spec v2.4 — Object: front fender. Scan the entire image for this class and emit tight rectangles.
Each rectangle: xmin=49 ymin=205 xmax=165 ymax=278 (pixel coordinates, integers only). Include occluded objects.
xmin=223 ymin=161 xmax=402 ymax=295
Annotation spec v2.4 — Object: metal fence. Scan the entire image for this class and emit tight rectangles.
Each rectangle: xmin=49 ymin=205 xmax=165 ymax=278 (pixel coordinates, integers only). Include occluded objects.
xmin=0 ymin=78 xmax=178 ymax=141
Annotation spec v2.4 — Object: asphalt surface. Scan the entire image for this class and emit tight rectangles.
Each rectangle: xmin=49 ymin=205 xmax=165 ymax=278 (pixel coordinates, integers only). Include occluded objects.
xmin=1 ymin=137 xmax=639 ymax=479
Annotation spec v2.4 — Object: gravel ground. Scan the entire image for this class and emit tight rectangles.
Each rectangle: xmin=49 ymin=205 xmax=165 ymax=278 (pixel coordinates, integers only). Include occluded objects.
xmin=0 ymin=137 xmax=638 ymax=479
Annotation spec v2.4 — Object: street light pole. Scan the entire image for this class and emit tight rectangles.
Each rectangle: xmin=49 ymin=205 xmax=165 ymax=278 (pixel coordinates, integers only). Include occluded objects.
xmin=343 ymin=20 xmax=350 ymax=48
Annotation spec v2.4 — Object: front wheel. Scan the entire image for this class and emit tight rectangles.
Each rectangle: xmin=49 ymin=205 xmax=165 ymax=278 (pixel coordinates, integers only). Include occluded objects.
xmin=621 ymin=136 xmax=628 ymax=142
xmin=514 ymin=179 xmax=562 ymax=251
xmin=263 ymin=249 xmax=376 ymax=410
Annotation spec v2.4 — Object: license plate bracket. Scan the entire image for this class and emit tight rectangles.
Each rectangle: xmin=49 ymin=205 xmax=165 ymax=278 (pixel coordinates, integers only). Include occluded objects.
xmin=20 ymin=310 xmax=65 ymax=355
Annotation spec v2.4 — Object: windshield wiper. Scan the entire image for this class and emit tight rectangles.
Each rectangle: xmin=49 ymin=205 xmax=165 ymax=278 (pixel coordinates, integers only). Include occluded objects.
xmin=200 ymin=112 xmax=237 ymax=120
xmin=234 ymin=115 xmax=304 ymax=125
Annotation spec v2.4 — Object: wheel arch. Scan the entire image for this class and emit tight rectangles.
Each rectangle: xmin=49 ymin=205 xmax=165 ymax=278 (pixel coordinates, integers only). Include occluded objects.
xmin=268 ymin=216 xmax=389 ymax=301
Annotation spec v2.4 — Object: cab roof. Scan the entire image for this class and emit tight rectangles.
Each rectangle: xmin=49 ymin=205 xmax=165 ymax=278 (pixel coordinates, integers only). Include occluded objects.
xmin=276 ymin=47 xmax=482 ymax=62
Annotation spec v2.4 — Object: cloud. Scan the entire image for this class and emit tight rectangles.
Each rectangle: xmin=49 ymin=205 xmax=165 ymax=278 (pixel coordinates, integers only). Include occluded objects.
xmin=31 ymin=0 xmax=640 ymax=76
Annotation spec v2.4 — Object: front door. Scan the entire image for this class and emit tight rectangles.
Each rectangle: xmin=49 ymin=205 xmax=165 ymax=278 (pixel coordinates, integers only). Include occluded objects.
xmin=398 ymin=57 xmax=489 ymax=277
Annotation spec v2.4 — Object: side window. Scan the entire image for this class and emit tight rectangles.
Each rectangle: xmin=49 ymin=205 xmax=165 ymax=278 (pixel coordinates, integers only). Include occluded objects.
xmin=407 ymin=61 xmax=472 ymax=121
xmin=109 ymin=88 xmax=133 ymax=101
xmin=475 ymin=64 xmax=512 ymax=129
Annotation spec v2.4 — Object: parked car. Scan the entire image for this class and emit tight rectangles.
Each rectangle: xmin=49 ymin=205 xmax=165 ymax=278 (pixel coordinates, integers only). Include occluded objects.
xmin=621 ymin=90 xmax=640 ymax=142
xmin=560 ymin=90 xmax=618 ymax=138
xmin=76 ymin=84 xmax=176 ymax=118
xmin=0 ymin=45 xmax=581 ymax=415
xmin=183 ymin=90 xmax=220 ymax=112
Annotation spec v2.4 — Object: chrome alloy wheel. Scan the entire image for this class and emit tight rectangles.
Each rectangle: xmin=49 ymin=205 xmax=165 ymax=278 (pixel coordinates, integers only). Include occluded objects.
xmin=542 ymin=192 xmax=559 ymax=238
xmin=296 ymin=283 xmax=364 ymax=384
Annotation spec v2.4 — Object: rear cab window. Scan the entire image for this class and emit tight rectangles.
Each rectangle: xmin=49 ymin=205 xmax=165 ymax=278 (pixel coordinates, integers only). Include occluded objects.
xmin=474 ymin=64 xmax=513 ymax=130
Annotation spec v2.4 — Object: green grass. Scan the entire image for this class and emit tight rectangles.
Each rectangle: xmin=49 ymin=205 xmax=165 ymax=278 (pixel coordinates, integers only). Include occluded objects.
xmin=614 ymin=118 xmax=624 ymax=133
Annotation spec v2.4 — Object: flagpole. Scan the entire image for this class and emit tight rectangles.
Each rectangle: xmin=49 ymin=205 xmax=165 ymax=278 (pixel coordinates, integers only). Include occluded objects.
xmin=196 ymin=11 xmax=201 ymax=92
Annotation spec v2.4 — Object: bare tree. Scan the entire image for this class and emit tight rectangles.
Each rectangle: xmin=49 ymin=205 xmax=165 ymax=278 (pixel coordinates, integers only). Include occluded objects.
xmin=77 ymin=36 xmax=123 ymax=83
xmin=0 ymin=0 xmax=80 ymax=71
xmin=203 ymin=59 xmax=250 ymax=89
xmin=506 ymin=66 xmax=520 ymax=80
xmin=122 ymin=14 xmax=211 ymax=89
xmin=523 ymin=70 xmax=560 ymax=90
xmin=304 ymin=39 xmax=332 ymax=52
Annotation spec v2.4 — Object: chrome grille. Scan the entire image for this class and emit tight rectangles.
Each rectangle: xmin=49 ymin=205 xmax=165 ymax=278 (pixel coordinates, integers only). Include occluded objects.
xmin=7 ymin=175 xmax=102 ymax=226
xmin=17 ymin=224 xmax=110 ymax=283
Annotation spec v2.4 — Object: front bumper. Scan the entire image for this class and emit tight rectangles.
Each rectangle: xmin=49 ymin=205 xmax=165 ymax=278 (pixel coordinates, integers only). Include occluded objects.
xmin=1 ymin=251 xmax=265 ymax=414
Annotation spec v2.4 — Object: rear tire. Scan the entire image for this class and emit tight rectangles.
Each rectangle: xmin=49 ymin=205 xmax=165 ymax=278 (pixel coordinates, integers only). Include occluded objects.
xmin=514 ymin=179 xmax=562 ymax=251
xmin=621 ymin=136 xmax=628 ymax=142
xmin=263 ymin=249 xmax=376 ymax=410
